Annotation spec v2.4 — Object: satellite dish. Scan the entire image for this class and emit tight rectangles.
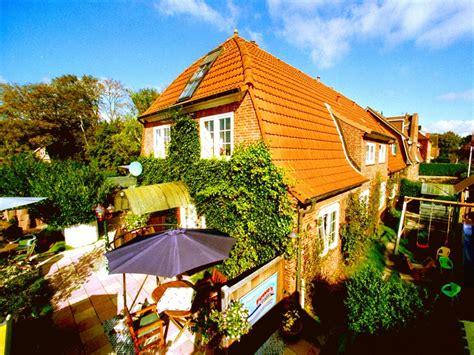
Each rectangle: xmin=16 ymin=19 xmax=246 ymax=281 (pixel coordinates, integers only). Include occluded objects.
xmin=128 ymin=161 xmax=143 ymax=177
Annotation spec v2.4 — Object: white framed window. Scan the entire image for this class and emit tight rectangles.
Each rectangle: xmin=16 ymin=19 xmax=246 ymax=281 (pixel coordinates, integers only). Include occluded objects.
xmin=379 ymin=182 xmax=387 ymax=209
xmin=317 ymin=203 xmax=340 ymax=257
xmin=379 ymin=144 xmax=386 ymax=163
xmin=153 ymin=125 xmax=171 ymax=158
xmin=391 ymin=143 xmax=397 ymax=156
xmin=359 ymin=189 xmax=370 ymax=206
xmin=200 ymin=112 xmax=234 ymax=158
xmin=365 ymin=142 xmax=375 ymax=165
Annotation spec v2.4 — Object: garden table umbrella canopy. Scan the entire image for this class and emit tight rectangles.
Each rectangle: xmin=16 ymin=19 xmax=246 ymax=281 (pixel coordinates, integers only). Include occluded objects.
xmin=0 ymin=197 xmax=45 ymax=210
xmin=105 ymin=228 xmax=236 ymax=278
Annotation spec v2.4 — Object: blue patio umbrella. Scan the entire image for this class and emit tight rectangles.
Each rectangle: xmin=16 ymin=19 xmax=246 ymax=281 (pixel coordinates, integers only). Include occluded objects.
xmin=105 ymin=228 xmax=236 ymax=278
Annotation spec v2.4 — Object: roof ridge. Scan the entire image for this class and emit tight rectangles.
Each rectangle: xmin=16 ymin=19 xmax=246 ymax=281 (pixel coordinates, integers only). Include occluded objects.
xmin=232 ymin=35 xmax=255 ymax=90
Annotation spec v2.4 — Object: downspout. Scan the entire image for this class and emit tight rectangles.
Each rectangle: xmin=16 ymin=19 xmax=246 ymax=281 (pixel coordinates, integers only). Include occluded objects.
xmin=296 ymin=201 xmax=317 ymax=307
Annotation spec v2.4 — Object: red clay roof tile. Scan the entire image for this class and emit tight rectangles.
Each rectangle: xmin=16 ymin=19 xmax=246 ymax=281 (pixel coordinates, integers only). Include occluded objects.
xmin=143 ymin=35 xmax=387 ymax=202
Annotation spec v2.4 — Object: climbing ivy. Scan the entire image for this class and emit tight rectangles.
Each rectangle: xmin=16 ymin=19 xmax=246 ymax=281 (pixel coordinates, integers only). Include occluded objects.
xmin=137 ymin=112 xmax=295 ymax=278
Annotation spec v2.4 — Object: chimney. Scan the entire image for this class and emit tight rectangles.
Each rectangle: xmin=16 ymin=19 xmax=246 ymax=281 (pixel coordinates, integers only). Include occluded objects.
xmin=336 ymin=95 xmax=340 ymax=103
xmin=316 ymin=76 xmax=320 ymax=82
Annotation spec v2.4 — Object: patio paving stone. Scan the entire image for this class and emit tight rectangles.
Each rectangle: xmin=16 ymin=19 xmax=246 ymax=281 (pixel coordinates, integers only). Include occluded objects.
xmin=73 ymin=306 xmax=96 ymax=323
xmin=83 ymin=333 xmax=110 ymax=353
xmin=80 ymin=323 xmax=105 ymax=343
xmin=76 ymin=314 xmax=101 ymax=332
xmin=89 ymin=342 xmax=114 ymax=355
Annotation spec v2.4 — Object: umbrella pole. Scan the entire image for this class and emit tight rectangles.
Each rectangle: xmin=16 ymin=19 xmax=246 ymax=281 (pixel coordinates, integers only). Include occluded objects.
xmin=130 ymin=275 xmax=149 ymax=310
xmin=123 ymin=274 xmax=127 ymax=310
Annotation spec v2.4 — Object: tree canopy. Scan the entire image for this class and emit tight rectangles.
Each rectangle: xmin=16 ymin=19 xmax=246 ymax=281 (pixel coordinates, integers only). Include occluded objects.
xmin=0 ymin=75 xmax=101 ymax=160
xmin=130 ymin=88 xmax=160 ymax=115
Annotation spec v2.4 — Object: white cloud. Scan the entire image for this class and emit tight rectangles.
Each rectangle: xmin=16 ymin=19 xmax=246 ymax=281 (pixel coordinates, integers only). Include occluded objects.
xmin=437 ymin=89 xmax=474 ymax=102
xmin=429 ymin=120 xmax=474 ymax=137
xmin=155 ymin=0 xmax=238 ymax=33
xmin=0 ymin=75 xmax=6 ymax=84
xmin=267 ymin=0 xmax=474 ymax=68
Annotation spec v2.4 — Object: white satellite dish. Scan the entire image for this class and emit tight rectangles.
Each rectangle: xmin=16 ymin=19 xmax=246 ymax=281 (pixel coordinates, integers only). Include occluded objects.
xmin=128 ymin=161 xmax=143 ymax=177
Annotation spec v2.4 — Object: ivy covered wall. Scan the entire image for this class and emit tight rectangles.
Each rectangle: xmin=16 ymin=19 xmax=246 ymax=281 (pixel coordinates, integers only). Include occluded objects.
xmin=138 ymin=113 xmax=295 ymax=278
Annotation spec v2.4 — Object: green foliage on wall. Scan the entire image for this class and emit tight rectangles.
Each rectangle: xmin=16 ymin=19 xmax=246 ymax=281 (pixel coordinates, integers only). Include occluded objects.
xmin=0 ymin=153 xmax=112 ymax=228
xmin=419 ymin=163 xmax=467 ymax=177
xmin=137 ymin=113 xmax=295 ymax=278
xmin=340 ymin=192 xmax=371 ymax=265
xmin=345 ymin=263 xmax=427 ymax=334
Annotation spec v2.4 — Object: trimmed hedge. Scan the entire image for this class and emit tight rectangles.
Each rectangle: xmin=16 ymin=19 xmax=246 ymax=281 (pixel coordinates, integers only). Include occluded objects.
xmin=419 ymin=163 xmax=467 ymax=177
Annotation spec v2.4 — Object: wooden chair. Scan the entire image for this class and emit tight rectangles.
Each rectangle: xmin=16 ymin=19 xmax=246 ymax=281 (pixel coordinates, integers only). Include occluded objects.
xmin=124 ymin=305 xmax=166 ymax=354
xmin=406 ymin=257 xmax=436 ymax=281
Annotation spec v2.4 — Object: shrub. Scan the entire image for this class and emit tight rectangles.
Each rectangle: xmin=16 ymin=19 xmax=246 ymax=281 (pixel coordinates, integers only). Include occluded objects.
xmin=345 ymin=264 xmax=427 ymax=334
xmin=0 ymin=261 xmax=53 ymax=319
xmin=419 ymin=163 xmax=467 ymax=177
xmin=0 ymin=153 xmax=113 ymax=228
xmin=399 ymin=178 xmax=421 ymax=199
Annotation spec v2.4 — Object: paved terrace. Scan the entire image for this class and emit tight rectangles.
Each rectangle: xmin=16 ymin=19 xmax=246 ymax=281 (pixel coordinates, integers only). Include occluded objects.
xmin=41 ymin=241 xmax=320 ymax=354
xmin=44 ymin=241 xmax=198 ymax=354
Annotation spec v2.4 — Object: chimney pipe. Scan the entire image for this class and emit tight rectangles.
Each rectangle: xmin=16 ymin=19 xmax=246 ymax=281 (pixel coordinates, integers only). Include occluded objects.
xmin=316 ymin=76 xmax=320 ymax=82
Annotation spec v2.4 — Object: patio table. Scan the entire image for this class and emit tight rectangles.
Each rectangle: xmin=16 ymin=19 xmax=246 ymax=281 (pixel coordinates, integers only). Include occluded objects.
xmin=151 ymin=280 xmax=197 ymax=344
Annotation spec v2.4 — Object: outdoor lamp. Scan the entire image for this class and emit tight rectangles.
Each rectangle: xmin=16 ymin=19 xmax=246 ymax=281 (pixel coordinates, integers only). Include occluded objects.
xmin=94 ymin=204 xmax=105 ymax=222
xmin=105 ymin=204 xmax=115 ymax=220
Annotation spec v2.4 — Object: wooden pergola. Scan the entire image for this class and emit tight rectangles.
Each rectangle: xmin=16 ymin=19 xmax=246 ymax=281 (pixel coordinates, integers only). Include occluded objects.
xmin=394 ymin=196 xmax=474 ymax=255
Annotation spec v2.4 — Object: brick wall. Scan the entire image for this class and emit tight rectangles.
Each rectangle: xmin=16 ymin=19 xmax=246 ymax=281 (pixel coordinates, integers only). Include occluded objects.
xmin=338 ymin=120 xmax=363 ymax=169
xmin=141 ymin=92 xmax=261 ymax=156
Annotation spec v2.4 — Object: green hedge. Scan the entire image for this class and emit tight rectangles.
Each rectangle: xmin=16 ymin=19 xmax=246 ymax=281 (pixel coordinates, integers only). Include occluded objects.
xmin=399 ymin=178 xmax=422 ymax=198
xmin=419 ymin=163 xmax=467 ymax=177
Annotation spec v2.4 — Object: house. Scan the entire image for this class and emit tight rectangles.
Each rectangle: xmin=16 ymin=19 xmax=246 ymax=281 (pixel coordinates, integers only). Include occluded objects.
xmin=367 ymin=108 xmax=422 ymax=181
xmin=139 ymin=33 xmax=409 ymax=293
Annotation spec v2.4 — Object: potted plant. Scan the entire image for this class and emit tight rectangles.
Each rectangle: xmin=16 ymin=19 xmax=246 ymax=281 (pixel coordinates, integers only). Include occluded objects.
xmin=280 ymin=309 xmax=303 ymax=340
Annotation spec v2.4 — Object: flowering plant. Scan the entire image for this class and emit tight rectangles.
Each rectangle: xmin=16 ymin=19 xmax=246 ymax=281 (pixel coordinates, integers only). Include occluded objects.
xmin=209 ymin=301 xmax=251 ymax=342
xmin=282 ymin=309 xmax=301 ymax=333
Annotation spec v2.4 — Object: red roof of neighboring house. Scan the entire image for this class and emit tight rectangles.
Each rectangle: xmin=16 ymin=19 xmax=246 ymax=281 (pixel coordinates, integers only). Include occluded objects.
xmin=143 ymin=35 xmax=399 ymax=202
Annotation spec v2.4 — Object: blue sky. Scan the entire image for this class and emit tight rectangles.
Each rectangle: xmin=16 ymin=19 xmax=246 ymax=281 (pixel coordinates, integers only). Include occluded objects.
xmin=1 ymin=0 xmax=473 ymax=136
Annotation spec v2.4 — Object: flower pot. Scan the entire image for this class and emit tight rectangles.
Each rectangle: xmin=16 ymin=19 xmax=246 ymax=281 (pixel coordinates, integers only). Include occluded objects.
xmin=280 ymin=319 xmax=303 ymax=341
xmin=64 ymin=221 xmax=98 ymax=248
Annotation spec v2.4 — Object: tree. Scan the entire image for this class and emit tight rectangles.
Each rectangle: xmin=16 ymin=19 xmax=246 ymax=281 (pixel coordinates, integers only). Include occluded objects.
xmin=88 ymin=115 xmax=142 ymax=171
xmin=130 ymin=88 xmax=160 ymax=115
xmin=0 ymin=75 xmax=101 ymax=160
xmin=437 ymin=131 xmax=462 ymax=162
xmin=99 ymin=79 xmax=132 ymax=121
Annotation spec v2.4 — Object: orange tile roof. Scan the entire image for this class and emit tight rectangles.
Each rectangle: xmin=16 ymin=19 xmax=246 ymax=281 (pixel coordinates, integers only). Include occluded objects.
xmin=143 ymin=35 xmax=403 ymax=202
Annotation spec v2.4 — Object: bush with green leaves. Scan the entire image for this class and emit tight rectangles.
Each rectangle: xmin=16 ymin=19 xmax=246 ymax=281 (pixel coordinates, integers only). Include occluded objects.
xmin=209 ymin=301 xmax=251 ymax=342
xmin=0 ymin=153 xmax=112 ymax=228
xmin=419 ymin=163 xmax=467 ymax=177
xmin=0 ymin=261 xmax=53 ymax=319
xmin=123 ymin=212 xmax=150 ymax=231
xmin=399 ymin=178 xmax=422 ymax=199
xmin=345 ymin=264 xmax=427 ymax=334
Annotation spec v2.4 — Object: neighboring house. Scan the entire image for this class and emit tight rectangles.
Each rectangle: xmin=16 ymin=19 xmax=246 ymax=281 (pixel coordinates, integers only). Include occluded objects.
xmin=139 ymin=33 xmax=408 ymax=290
xmin=418 ymin=129 xmax=433 ymax=162
xmin=367 ymin=108 xmax=421 ymax=180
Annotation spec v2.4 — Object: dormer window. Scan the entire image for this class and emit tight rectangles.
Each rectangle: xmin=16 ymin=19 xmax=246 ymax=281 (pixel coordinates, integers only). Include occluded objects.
xmin=178 ymin=47 xmax=222 ymax=101
xmin=365 ymin=142 xmax=375 ymax=165
xmin=391 ymin=143 xmax=397 ymax=155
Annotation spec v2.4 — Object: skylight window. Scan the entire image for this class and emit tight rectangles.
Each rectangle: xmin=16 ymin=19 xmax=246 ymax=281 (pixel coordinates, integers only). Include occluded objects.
xmin=178 ymin=47 xmax=222 ymax=101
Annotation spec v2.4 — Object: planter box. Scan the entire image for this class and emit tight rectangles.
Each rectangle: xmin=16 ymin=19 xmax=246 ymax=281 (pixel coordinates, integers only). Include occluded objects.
xmin=64 ymin=221 xmax=98 ymax=248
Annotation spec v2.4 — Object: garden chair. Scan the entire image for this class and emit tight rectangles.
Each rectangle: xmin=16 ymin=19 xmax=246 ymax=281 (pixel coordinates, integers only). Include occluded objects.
xmin=15 ymin=235 xmax=37 ymax=251
xmin=439 ymin=256 xmax=454 ymax=274
xmin=124 ymin=304 xmax=166 ymax=354
xmin=441 ymin=282 xmax=461 ymax=306
xmin=14 ymin=240 xmax=37 ymax=262
xmin=436 ymin=246 xmax=450 ymax=260
xmin=406 ymin=256 xmax=436 ymax=281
